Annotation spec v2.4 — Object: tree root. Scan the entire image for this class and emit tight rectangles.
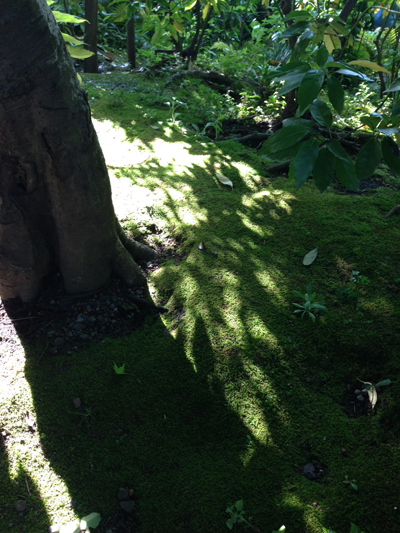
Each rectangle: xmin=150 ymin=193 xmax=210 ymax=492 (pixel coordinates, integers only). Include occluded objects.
xmin=216 ymin=132 xmax=270 ymax=144
xmin=116 ymin=219 xmax=157 ymax=262
xmin=265 ymin=160 xmax=291 ymax=173
xmin=384 ymin=205 xmax=400 ymax=219
xmin=166 ymin=70 xmax=232 ymax=86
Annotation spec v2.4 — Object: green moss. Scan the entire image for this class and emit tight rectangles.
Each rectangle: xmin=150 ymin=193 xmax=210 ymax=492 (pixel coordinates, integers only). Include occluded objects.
xmin=1 ymin=72 xmax=400 ymax=533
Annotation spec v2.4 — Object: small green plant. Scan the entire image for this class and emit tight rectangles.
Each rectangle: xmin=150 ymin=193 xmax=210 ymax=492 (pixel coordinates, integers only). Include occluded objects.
xmin=358 ymin=378 xmax=393 ymax=409
xmin=343 ymin=475 xmax=358 ymax=491
xmin=246 ymin=435 xmax=255 ymax=448
xmin=350 ymin=270 xmax=370 ymax=285
xmin=69 ymin=405 xmax=95 ymax=427
xmin=292 ymin=285 xmax=327 ymax=322
xmin=165 ymin=96 xmax=186 ymax=126
xmin=336 ymin=285 xmax=360 ymax=303
xmin=113 ymin=362 xmax=127 ymax=375
xmin=225 ymin=500 xmax=256 ymax=530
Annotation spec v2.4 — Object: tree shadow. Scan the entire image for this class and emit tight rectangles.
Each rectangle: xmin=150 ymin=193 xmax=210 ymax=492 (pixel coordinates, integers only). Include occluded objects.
xmin=0 ymin=431 xmax=51 ymax=533
xmin=0 ymin=303 xmax=309 ymax=533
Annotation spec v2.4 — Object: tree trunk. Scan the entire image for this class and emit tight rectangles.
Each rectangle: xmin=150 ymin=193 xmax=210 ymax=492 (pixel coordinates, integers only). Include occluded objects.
xmin=84 ymin=0 xmax=98 ymax=73
xmin=127 ymin=15 xmax=136 ymax=69
xmin=339 ymin=0 xmax=357 ymax=22
xmin=0 ymin=0 xmax=154 ymax=301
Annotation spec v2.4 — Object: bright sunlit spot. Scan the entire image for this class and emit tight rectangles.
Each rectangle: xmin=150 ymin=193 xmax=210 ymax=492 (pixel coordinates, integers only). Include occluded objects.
xmin=0 ymin=345 xmax=78 ymax=528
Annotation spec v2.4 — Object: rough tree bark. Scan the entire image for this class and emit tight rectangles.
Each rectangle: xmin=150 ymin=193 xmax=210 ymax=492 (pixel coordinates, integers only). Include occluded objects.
xmin=0 ymin=0 xmax=155 ymax=301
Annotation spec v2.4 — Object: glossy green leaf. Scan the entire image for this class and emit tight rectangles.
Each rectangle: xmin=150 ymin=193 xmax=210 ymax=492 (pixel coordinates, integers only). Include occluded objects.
xmin=269 ymin=62 xmax=310 ymax=82
xmin=80 ymin=513 xmax=101 ymax=530
xmin=260 ymin=125 xmax=309 ymax=156
xmin=336 ymin=69 xmax=373 ymax=81
xmin=375 ymin=379 xmax=392 ymax=387
xmin=313 ymin=146 xmax=334 ymax=191
xmin=113 ymin=362 xmax=127 ymax=375
xmin=355 ymin=137 xmax=382 ymax=180
xmin=335 ymin=157 xmax=359 ymax=189
xmin=297 ymin=70 xmax=325 ymax=116
xmin=326 ymin=77 xmax=344 ymax=114
xmin=310 ymin=99 xmax=332 ymax=128
xmin=283 ymin=10 xmax=313 ymax=21
xmin=385 ymin=78 xmax=400 ymax=93
xmin=282 ymin=118 xmax=318 ymax=130
xmin=377 ymin=127 xmax=399 ymax=135
xmin=66 ymin=45 xmax=94 ymax=59
xmin=329 ymin=20 xmax=349 ymax=35
xmin=61 ymin=33 xmax=84 ymax=45
xmin=348 ymin=60 xmax=390 ymax=74
xmin=315 ymin=46 xmax=329 ymax=67
xmin=381 ymin=136 xmax=400 ymax=175
xmin=326 ymin=139 xmax=350 ymax=160
xmin=391 ymin=100 xmax=400 ymax=116
xmin=303 ymin=247 xmax=318 ymax=265
xmin=268 ymin=143 xmax=303 ymax=161
xmin=273 ymin=66 xmax=310 ymax=83
xmin=235 ymin=500 xmax=244 ymax=511
xmin=280 ymin=21 xmax=311 ymax=38
xmin=52 ymin=11 xmax=86 ymax=23
xmin=327 ymin=140 xmax=359 ymax=189
xmin=360 ymin=115 xmax=381 ymax=131
xmin=289 ymin=138 xmax=319 ymax=189
xmin=293 ymin=30 xmax=314 ymax=59
xmin=277 ymin=70 xmax=308 ymax=96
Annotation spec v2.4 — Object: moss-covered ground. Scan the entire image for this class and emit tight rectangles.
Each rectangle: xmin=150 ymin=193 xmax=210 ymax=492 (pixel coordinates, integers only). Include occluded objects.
xmin=1 ymin=71 xmax=400 ymax=533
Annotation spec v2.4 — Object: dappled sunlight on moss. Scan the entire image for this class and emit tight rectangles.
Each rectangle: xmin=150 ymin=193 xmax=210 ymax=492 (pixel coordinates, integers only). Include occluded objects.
xmin=0 ymin=346 xmax=78 ymax=529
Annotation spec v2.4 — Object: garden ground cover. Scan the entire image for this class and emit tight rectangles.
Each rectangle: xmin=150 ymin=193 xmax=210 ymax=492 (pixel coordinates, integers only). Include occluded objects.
xmin=0 ymin=71 xmax=400 ymax=533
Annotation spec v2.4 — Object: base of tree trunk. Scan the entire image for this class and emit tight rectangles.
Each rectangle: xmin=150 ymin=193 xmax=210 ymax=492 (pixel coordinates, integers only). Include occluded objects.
xmin=0 ymin=0 xmax=156 ymax=302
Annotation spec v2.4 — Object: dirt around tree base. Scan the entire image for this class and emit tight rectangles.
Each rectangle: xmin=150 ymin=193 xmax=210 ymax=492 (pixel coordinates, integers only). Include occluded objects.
xmin=0 ymin=238 xmax=180 ymax=355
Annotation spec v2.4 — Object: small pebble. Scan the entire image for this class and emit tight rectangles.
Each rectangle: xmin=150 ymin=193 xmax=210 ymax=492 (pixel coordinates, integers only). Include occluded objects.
xmin=72 ymin=397 xmax=81 ymax=409
xmin=117 ymin=488 xmax=129 ymax=502
xmin=120 ymin=500 xmax=135 ymax=514
xmin=15 ymin=500 xmax=27 ymax=513
xmin=54 ymin=337 xmax=64 ymax=347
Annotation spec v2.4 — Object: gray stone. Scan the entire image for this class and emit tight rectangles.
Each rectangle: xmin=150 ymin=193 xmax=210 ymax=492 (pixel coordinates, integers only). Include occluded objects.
xmin=72 ymin=323 xmax=85 ymax=331
xmin=48 ymin=526 xmax=60 ymax=533
xmin=120 ymin=500 xmax=135 ymax=514
xmin=72 ymin=397 xmax=81 ymax=408
xmin=356 ymin=395 xmax=366 ymax=403
xmin=117 ymin=488 xmax=129 ymax=501
xmin=15 ymin=500 xmax=27 ymax=513
xmin=80 ymin=334 xmax=91 ymax=341
xmin=47 ymin=331 xmax=56 ymax=338
xmin=54 ymin=337 xmax=64 ymax=347
xmin=304 ymin=464 xmax=316 ymax=480
xmin=303 ymin=463 xmax=315 ymax=474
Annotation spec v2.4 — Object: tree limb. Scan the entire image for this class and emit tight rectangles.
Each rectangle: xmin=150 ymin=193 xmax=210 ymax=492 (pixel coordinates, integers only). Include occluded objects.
xmin=166 ymin=70 xmax=232 ymax=85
